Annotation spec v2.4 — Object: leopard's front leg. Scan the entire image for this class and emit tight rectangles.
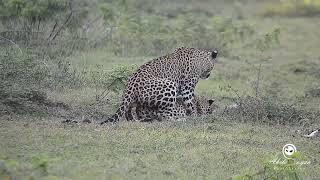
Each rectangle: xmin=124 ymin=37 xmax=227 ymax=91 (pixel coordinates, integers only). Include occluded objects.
xmin=179 ymin=80 xmax=197 ymax=116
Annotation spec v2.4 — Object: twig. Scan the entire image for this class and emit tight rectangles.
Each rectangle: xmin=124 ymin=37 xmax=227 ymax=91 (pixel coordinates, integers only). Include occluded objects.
xmin=89 ymin=79 xmax=118 ymax=106
xmin=82 ymin=15 xmax=103 ymax=33
xmin=255 ymin=63 xmax=262 ymax=97
xmin=49 ymin=0 xmax=73 ymax=42
xmin=221 ymin=85 xmax=243 ymax=116
xmin=228 ymin=85 xmax=241 ymax=100
xmin=97 ymin=79 xmax=118 ymax=102
xmin=303 ymin=129 xmax=319 ymax=138
xmin=47 ymin=21 xmax=58 ymax=41
xmin=0 ymin=36 xmax=23 ymax=55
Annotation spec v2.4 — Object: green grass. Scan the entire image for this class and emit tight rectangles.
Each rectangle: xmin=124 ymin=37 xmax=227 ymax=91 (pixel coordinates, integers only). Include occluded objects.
xmin=66 ymin=50 xmax=150 ymax=70
xmin=262 ymin=0 xmax=320 ymax=17
xmin=1 ymin=0 xmax=320 ymax=179
xmin=1 ymin=117 xmax=319 ymax=179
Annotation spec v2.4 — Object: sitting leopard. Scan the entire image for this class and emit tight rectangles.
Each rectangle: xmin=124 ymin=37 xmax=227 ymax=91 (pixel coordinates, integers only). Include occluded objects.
xmin=134 ymin=95 xmax=218 ymax=121
xmin=101 ymin=47 xmax=218 ymax=124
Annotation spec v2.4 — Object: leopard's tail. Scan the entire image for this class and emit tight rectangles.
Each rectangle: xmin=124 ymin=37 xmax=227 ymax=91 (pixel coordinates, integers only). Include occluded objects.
xmin=100 ymin=91 xmax=136 ymax=124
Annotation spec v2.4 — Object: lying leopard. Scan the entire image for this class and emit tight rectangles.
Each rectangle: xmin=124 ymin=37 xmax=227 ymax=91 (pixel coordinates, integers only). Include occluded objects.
xmin=134 ymin=95 xmax=218 ymax=121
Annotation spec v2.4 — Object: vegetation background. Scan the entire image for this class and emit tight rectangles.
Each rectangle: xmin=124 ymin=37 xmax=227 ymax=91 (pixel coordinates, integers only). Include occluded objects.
xmin=0 ymin=0 xmax=320 ymax=179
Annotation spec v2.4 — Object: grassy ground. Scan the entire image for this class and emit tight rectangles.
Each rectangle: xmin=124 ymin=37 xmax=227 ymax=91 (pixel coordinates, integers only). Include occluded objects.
xmin=1 ymin=0 xmax=320 ymax=179
xmin=1 ymin=117 xmax=319 ymax=179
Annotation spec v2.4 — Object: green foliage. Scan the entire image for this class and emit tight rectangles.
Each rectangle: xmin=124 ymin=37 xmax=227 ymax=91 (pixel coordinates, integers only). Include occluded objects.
xmin=99 ymin=3 xmax=115 ymax=24
xmin=0 ymin=48 xmax=123 ymax=91
xmin=0 ymin=0 xmax=67 ymax=21
xmin=223 ymin=93 xmax=319 ymax=127
xmin=305 ymin=86 xmax=320 ymax=97
xmin=0 ymin=48 xmax=49 ymax=89
xmin=0 ymin=0 xmax=90 ymax=58
xmin=0 ymin=0 xmax=320 ymax=179
xmin=0 ymin=154 xmax=58 ymax=180
xmin=99 ymin=1 xmax=256 ymax=56
xmin=0 ymin=47 xmax=136 ymax=116
xmin=31 ymin=155 xmax=51 ymax=176
xmin=105 ymin=64 xmax=138 ymax=93
xmin=0 ymin=155 xmax=19 ymax=180
xmin=249 ymin=28 xmax=281 ymax=52
xmin=262 ymin=0 xmax=320 ymax=17
xmin=1 ymin=0 xmax=257 ymax=57
xmin=0 ymin=47 xmax=82 ymax=90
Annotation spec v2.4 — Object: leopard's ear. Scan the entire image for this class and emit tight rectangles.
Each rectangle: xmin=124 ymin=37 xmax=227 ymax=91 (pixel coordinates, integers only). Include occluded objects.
xmin=208 ymin=99 xmax=215 ymax=105
xmin=211 ymin=50 xmax=218 ymax=59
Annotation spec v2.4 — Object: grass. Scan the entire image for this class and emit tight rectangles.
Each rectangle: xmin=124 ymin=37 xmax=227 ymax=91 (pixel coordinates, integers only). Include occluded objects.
xmin=66 ymin=50 xmax=150 ymax=70
xmin=262 ymin=0 xmax=320 ymax=17
xmin=1 ymin=0 xmax=320 ymax=179
xmin=1 ymin=117 xmax=319 ymax=179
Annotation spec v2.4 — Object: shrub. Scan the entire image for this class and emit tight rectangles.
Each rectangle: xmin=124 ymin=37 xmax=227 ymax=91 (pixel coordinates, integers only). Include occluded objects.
xmin=305 ymin=86 xmax=320 ymax=97
xmin=0 ymin=47 xmax=138 ymax=116
xmin=105 ymin=64 xmax=138 ymax=92
xmin=0 ymin=48 xmax=48 ymax=89
xmin=0 ymin=0 xmax=94 ymax=59
xmin=0 ymin=46 xmax=138 ymax=90
xmin=223 ymin=95 xmax=319 ymax=127
xmin=99 ymin=1 xmax=256 ymax=57
xmin=0 ymin=155 xmax=58 ymax=180
xmin=0 ymin=155 xmax=19 ymax=180
xmin=262 ymin=0 xmax=320 ymax=17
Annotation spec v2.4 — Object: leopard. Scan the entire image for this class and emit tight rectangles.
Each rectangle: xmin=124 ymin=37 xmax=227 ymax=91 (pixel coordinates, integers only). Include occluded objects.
xmin=101 ymin=47 xmax=218 ymax=124
xmin=134 ymin=95 xmax=218 ymax=121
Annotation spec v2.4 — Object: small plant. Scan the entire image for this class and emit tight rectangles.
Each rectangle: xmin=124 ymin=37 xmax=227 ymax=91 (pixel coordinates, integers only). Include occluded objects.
xmin=223 ymin=84 xmax=318 ymax=126
xmin=262 ymin=0 xmax=320 ymax=17
xmin=106 ymin=64 xmax=138 ymax=92
xmin=0 ymin=155 xmax=19 ymax=180
xmin=91 ymin=64 xmax=137 ymax=106
xmin=0 ymin=155 xmax=59 ymax=179
xmin=248 ymin=28 xmax=281 ymax=96
xmin=254 ymin=28 xmax=281 ymax=53
xmin=305 ymin=86 xmax=320 ymax=97
xmin=233 ymin=153 xmax=305 ymax=180
xmin=31 ymin=155 xmax=52 ymax=177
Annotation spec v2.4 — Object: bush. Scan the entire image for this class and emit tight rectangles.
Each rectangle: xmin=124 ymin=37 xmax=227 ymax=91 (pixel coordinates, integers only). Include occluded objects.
xmin=0 ymin=155 xmax=19 ymax=180
xmin=0 ymin=48 xmax=48 ymax=89
xmin=1 ymin=0 xmax=257 ymax=58
xmin=305 ymin=86 xmax=320 ymax=97
xmin=0 ymin=155 xmax=58 ymax=180
xmin=223 ymin=95 xmax=319 ymax=127
xmin=99 ymin=1 xmax=256 ymax=57
xmin=0 ymin=46 xmax=138 ymax=89
xmin=262 ymin=0 xmax=320 ymax=17
xmin=0 ymin=0 xmax=95 ymax=59
xmin=0 ymin=47 xmax=138 ymax=116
